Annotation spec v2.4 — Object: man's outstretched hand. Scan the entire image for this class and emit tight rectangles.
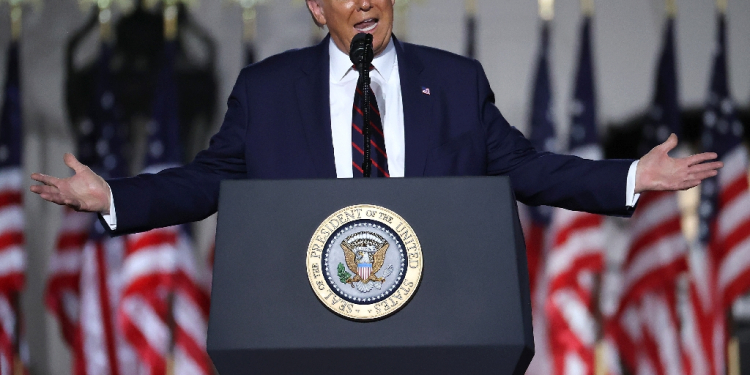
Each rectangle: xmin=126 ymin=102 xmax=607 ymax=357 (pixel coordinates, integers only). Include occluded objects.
xmin=30 ymin=153 xmax=111 ymax=214
xmin=636 ymin=133 xmax=723 ymax=194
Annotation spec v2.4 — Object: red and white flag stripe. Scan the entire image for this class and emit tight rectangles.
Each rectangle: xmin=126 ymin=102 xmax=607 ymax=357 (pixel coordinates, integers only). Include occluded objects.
xmin=547 ymin=209 xmax=604 ymax=294
xmin=619 ymin=191 xmax=687 ymax=308
xmin=44 ymin=209 xmax=91 ymax=374
xmin=0 ymin=168 xmax=24 ymax=293
xmin=81 ymin=237 xmax=140 ymax=375
xmin=544 ymin=145 xmax=605 ymax=375
xmin=680 ymin=145 xmax=750 ymax=375
xmin=0 ymin=293 xmax=17 ymax=375
xmin=173 ymin=234 xmax=212 ymax=375
xmin=546 ymin=287 xmax=597 ymax=375
xmin=683 ymin=243 xmax=724 ymax=375
xmin=0 ymin=167 xmax=25 ymax=374
xmin=121 ymin=227 xmax=177 ymax=375
xmin=639 ymin=290 xmax=685 ymax=375
xmin=120 ymin=226 xmax=212 ymax=375
xmin=714 ymin=146 xmax=750 ymax=308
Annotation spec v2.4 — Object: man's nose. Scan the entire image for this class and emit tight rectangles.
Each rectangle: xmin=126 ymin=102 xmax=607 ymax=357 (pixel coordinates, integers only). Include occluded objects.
xmin=357 ymin=0 xmax=372 ymax=11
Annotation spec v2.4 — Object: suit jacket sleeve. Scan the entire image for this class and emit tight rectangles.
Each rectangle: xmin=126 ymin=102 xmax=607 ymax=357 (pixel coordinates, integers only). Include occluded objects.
xmin=474 ymin=60 xmax=635 ymax=217
xmin=102 ymin=69 xmax=251 ymax=235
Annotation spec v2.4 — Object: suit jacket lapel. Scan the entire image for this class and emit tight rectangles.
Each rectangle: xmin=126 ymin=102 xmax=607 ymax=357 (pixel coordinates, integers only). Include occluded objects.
xmin=296 ymin=36 xmax=337 ymax=178
xmin=396 ymin=38 xmax=435 ymax=177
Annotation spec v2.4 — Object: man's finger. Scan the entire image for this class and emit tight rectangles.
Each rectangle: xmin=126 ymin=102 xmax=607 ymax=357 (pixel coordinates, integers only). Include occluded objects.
xmin=688 ymin=161 xmax=724 ymax=173
xmin=39 ymin=192 xmax=67 ymax=206
xmin=30 ymin=184 xmax=59 ymax=195
xmin=688 ymin=170 xmax=719 ymax=181
xmin=30 ymin=173 xmax=60 ymax=187
xmin=63 ymin=153 xmax=87 ymax=174
xmin=684 ymin=152 xmax=719 ymax=167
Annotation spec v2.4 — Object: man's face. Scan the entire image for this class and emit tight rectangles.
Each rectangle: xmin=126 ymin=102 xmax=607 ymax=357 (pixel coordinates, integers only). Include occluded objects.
xmin=307 ymin=0 xmax=396 ymax=57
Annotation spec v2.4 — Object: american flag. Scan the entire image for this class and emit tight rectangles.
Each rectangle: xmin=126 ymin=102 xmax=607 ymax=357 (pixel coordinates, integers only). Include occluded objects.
xmin=524 ymin=22 xmax=556 ymax=300
xmin=46 ymin=43 xmax=140 ymax=375
xmin=523 ymin=21 xmax=555 ymax=375
xmin=119 ymin=40 xmax=212 ymax=375
xmin=682 ymin=13 xmax=750 ymax=375
xmin=0 ymin=41 xmax=28 ymax=375
xmin=610 ymin=17 xmax=688 ymax=375
xmin=545 ymin=17 xmax=604 ymax=375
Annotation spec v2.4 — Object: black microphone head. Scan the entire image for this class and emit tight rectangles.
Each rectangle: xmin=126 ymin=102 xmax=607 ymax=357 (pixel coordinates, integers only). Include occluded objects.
xmin=349 ymin=33 xmax=374 ymax=69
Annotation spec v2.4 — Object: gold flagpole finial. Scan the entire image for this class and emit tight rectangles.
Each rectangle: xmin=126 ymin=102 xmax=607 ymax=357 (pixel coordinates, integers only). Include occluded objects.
xmin=139 ymin=0 xmax=197 ymax=39
xmin=393 ymin=0 xmax=425 ymax=40
xmin=665 ymin=0 xmax=676 ymax=17
xmin=3 ymin=0 xmax=42 ymax=41
xmin=465 ymin=0 xmax=476 ymax=16
xmin=77 ymin=1 xmax=140 ymax=40
xmin=227 ymin=0 xmax=266 ymax=42
xmin=10 ymin=4 xmax=22 ymax=41
xmin=716 ymin=0 xmax=727 ymax=14
xmin=539 ymin=0 xmax=554 ymax=21
xmin=163 ymin=0 xmax=179 ymax=40
xmin=394 ymin=0 xmax=410 ymax=40
xmin=580 ymin=0 xmax=594 ymax=17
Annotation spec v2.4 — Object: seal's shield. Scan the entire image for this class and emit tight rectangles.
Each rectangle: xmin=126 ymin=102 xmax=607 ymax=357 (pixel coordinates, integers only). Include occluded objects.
xmin=357 ymin=263 xmax=372 ymax=280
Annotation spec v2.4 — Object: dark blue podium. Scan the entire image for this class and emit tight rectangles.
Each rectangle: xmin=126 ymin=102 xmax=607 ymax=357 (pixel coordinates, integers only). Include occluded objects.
xmin=207 ymin=177 xmax=534 ymax=374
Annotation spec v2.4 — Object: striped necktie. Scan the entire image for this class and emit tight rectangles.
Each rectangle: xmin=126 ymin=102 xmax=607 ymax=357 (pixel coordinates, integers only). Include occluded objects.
xmin=352 ymin=77 xmax=389 ymax=177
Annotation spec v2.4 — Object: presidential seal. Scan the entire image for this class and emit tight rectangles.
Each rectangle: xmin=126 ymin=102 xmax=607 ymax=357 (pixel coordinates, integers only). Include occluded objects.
xmin=306 ymin=204 xmax=423 ymax=320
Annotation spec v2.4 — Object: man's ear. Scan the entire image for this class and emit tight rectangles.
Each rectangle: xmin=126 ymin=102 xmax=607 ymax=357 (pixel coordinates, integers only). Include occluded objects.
xmin=306 ymin=0 xmax=327 ymax=26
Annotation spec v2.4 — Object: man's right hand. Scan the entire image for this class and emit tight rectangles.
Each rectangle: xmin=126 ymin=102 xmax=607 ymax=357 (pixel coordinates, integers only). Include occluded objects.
xmin=30 ymin=153 xmax=111 ymax=214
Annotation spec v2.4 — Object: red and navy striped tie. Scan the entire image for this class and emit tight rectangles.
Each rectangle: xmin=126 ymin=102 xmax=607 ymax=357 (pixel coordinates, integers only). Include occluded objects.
xmin=352 ymin=79 xmax=389 ymax=177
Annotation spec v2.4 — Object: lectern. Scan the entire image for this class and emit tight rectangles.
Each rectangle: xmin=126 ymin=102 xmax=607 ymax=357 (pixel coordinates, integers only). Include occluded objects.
xmin=207 ymin=177 xmax=534 ymax=374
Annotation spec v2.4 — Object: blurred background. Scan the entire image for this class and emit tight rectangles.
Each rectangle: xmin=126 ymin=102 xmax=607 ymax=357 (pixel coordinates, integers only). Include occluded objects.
xmin=0 ymin=0 xmax=748 ymax=374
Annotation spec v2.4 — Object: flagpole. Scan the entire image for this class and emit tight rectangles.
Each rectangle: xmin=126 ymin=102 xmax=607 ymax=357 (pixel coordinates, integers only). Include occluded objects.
xmin=230 ymin=0 xmax=265 ymax=63
xmin=464 ymin=0 xmax=476 ymax=58
xmin=6 ymin=3 xmax=24 ymax=372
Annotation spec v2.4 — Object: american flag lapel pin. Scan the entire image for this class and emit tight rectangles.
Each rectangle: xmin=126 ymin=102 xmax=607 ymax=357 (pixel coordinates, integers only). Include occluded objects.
xmin=421 ymin=87 xmax=431 ymax=95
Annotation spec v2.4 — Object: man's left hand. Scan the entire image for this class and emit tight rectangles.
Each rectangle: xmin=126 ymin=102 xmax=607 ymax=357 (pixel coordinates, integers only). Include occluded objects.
xmin=635 ymin=133 xmax=724 ymax=194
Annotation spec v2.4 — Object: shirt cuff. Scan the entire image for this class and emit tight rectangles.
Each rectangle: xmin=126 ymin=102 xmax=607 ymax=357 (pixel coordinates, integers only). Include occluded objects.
xmin=100 ymin=183 xmax=117 ymax=230
xmin=626 ymin=160 xmax=640 ymax=207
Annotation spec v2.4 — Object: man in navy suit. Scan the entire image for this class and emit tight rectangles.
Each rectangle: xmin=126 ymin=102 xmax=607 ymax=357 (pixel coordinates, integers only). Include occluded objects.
xmin=31 ymin=0 xmax=722 ymax=235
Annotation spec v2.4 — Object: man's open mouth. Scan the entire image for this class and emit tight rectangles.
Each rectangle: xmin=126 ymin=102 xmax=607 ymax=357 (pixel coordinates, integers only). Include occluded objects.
xmin=354 ymin=18 xmax=379 ymax=33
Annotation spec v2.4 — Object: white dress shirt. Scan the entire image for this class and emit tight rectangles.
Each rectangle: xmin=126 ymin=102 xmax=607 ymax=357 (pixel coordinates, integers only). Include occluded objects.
xmin=102 ymin=38 xmax=639 ymax=230
xmin=329 ymin=38 xmax=404 ymax=178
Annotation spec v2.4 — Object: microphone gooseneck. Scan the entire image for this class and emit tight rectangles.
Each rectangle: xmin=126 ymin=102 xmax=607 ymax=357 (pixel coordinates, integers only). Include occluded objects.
xmin=350 ymin=33 xmax=374 ymax=177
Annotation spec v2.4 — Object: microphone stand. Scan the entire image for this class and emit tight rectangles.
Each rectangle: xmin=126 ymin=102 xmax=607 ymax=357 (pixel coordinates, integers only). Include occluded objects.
xmin=350 ymin=33 xmax=374 ymax=177
xmin=360 ymin=60 xmax=372 ymax=177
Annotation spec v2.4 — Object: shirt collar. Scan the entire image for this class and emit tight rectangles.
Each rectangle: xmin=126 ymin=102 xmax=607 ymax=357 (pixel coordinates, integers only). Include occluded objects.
xmin=329 ymin=36 xmax=397 ymax=83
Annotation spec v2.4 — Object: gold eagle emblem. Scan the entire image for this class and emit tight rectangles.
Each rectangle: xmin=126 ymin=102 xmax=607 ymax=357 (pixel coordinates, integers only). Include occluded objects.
xmin=340 ymin=231 xmax=390 ymax=285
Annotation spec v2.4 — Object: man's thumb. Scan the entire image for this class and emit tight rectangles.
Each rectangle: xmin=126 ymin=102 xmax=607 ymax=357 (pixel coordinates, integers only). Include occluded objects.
xmin=64 ymin=153 xmax=86 ymax=173
xmin=661 ymin=133 xmax=678 ymax=153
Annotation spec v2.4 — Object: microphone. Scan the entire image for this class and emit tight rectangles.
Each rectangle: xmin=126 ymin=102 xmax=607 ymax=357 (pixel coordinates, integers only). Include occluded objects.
xmin=349 ymin=33 xmax=374 ymax=69
xmin=349 ymin=33 xmax=374 ymax=177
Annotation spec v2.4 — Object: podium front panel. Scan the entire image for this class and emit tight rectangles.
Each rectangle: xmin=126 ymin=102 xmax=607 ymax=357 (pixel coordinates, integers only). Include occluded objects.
xmin=208 ymin=177 xmax=533 ymax=374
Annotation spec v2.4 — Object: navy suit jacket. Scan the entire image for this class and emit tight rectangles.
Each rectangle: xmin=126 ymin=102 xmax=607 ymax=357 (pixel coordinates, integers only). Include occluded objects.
xmin=107 ymin=36 xmax=634 ymax=235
